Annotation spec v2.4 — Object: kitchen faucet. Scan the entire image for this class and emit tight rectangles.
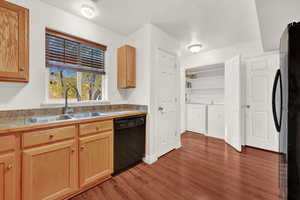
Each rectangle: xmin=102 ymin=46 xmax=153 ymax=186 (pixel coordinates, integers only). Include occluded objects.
xmin=64 ymin=86 xmax=81 ymax=114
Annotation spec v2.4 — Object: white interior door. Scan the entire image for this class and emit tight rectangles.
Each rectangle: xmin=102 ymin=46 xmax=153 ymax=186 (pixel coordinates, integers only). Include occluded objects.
xmin=157 ymin=49 xmax=178 ymax=157
xmin=225 ymin=56 xmax=242 ymax=152
xmin=245 ymin=55 xmax=279 ymax=152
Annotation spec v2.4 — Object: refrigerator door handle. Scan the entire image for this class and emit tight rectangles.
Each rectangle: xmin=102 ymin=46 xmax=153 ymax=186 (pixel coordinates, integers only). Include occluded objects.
xmin=272 ymin=69 xmax=283 ymax=132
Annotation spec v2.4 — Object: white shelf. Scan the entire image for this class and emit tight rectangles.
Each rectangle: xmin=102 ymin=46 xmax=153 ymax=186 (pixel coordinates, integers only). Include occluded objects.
xmin=191 ymin=87 xmax=224 ymax=91
xmin=186 ymin=75 xmax=224 ymax=81
xmin=186 ymin=67 xmax=224 ymax=75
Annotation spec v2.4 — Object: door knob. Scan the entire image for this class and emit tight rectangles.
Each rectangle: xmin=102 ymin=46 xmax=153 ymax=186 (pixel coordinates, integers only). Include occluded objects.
xmin=7 ymin=164 xmax=13 ymax=170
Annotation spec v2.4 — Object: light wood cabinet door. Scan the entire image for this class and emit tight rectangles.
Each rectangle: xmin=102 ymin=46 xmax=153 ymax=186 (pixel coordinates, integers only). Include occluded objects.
xmin=79 ymin=131 xmax=113 ymax=187
xmin=126 ymin=46 xmax=136 ymax=87
xmin=0 ymin=1 xmax=29 ymax=82
xmin=0 ymin=153 xmax=17 ymax=200
xmin=22 ymin=140 xmax=77 ymax=200
xmin=117 ymin=45 xmax=136 ymax=88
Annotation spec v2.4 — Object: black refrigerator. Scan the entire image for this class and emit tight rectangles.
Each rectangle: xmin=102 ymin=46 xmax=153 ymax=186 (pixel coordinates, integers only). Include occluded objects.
xmin=273 ymin=22 xmax=300 ymax=200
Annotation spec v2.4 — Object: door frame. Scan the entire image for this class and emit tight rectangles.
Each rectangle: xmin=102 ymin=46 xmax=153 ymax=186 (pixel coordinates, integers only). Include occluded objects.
xmin=153 ymin=47 xmax=181 ymax=159
xmin=182 ymin=58 xmax=245 ymax=152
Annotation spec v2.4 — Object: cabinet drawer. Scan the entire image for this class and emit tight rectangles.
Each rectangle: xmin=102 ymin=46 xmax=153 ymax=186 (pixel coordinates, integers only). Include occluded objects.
xmin=80 ymin=120 xmax=113 ymax=136
xmin=0 ymin=135 xmax=16 ymax=152
xmin=22 ymin=126 xmax=76 ymax=148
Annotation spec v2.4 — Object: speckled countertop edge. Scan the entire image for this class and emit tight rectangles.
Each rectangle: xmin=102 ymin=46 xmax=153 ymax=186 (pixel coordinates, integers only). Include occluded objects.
xmin=0 ymin=104 xmax=147 ymax=134
xmin=0 ymin=111 xmax=147 ymax=135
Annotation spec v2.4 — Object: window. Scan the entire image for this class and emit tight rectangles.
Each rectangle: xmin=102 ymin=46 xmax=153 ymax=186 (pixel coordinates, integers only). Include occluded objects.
xmin=45 ymin=29 xmax=107 ymax=102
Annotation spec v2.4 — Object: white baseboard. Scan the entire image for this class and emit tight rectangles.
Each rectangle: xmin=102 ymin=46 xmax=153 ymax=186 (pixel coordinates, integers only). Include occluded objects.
xmin=175 ymin=139 xmax=182 ymax=149
xmin=208 ymin=135 xmax=224 ymax=140
xmin=143 ymin=154 xmax=158 ymax=165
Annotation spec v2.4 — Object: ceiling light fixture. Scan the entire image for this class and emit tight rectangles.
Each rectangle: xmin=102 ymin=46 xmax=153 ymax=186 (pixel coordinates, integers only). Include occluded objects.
xmin=187 ymin=44 xmax=203 ymax=53
xmin=81 ymin=4 xmax=95 ymax=19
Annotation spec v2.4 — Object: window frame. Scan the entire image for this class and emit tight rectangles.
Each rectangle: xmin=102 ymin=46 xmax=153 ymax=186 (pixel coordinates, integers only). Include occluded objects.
xmin=43 ymin=29 xmax=109 ymax=105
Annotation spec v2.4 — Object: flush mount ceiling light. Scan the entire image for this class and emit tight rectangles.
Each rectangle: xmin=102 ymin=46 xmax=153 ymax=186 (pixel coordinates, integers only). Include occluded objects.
xmin=187 ymin=44 xmax=203 ymax=53
xmin=81 ymin=4 xmax=95 ymax=19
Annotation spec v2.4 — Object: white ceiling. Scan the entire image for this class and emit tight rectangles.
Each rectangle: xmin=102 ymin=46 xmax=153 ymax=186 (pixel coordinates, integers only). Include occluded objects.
xmin=255 ymin=0 xmax=300 ymax=51
xmin=41 ymin=0 xmax=261 ymax=53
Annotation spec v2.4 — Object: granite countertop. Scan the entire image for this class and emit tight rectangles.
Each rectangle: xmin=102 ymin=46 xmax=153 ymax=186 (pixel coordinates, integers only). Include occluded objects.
xmin=0 ymin=110 xmax=147 ymax=134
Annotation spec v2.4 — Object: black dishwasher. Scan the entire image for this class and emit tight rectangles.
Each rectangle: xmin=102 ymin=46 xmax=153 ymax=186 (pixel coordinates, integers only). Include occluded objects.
xmin=113 ymin=114 xmax=146 ymax=174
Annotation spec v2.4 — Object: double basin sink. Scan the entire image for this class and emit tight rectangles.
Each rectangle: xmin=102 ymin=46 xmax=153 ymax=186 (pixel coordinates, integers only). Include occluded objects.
xmin=25 ymin=110 xmax=139 ymax=125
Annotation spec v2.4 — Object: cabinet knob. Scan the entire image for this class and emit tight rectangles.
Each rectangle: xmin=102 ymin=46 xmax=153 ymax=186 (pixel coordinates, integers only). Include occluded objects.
xmin=7 ymin=164 xmax=13 ymax=170
xmin=71 ymin=148 xmax=75 ymax=153
xmin=20 ymin=68 xmax=24 ymax=72
xmin=49 ymin=134 xmax=54 ymax=139
xmin=96 ymin=127 xmax=99 ymax=131
xmin=80 ymin=146 xmax=85 ymax=150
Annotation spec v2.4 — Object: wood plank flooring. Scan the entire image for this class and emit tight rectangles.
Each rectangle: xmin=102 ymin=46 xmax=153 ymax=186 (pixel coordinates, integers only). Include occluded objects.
xmin=71 ymin=132 xmax=280 ymax=200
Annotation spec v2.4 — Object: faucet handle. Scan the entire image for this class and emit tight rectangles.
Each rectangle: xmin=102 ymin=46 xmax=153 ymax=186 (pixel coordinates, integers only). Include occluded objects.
xmin=64 ymin=107 xmax=74 ymax=114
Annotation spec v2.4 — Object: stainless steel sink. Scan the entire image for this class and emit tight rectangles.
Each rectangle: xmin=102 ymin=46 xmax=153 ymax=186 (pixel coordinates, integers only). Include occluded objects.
xmin=26 ymin=114 xmax=73 ymax=125
xmin=25 ymin=111 xmax=120 ymax=125
xmin=70 ymin=112 xmax=108 ymax=119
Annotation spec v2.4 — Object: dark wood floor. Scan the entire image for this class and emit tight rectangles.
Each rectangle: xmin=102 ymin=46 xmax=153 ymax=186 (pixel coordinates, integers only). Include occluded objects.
xmin=71 ymin=132 xmax=280 ymax=200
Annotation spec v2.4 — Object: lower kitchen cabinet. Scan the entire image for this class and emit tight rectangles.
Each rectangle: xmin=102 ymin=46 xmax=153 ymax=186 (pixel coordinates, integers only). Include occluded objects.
xmin=186 ymin=104 xmax=207 ymax=134
xmin=0 ymin=153 xmax=17 ymax=200
xmin=207 ymin=105 xmax=225 ymax=139
xmin=0 ymin=119 xmax=115 ymax=200
xmin=79 ymin=131 xmax=113 ymax=188
xmin=22 ymin=140 xmax=77 ymax=200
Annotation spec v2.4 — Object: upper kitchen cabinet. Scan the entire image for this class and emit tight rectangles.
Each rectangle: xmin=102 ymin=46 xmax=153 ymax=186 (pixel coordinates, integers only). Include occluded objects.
xmin=117 ymin=45 xmax=136 ymax=88
xmin=0 ymin=1 xmax=29 ymax=82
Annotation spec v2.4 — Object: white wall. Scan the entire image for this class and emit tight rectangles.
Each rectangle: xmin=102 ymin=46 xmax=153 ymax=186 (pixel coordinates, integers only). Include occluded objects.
xmin=0 ymin=0 xmax=127 ymax=110
xmin=123 ymin=24 xmax=180 ymax=163
xmin=187 ymin=76 xmax=225 ymax=104
xmin=123 ymin=25 xmax=151 ymax=105
xmin=181 ymin=40 xmax=263 ymax=69
xmin=123 ymin=25 xmax=154 ymax=163
xmin=255 ymin=0 xmax=300 ymax=51
xmin=179 ymin=40 xmax=263 ymax=133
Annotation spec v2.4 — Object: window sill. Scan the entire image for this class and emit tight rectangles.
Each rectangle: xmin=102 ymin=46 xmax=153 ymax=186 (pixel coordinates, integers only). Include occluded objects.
xmin=41 ymin=100 xmax=111 ymax=108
